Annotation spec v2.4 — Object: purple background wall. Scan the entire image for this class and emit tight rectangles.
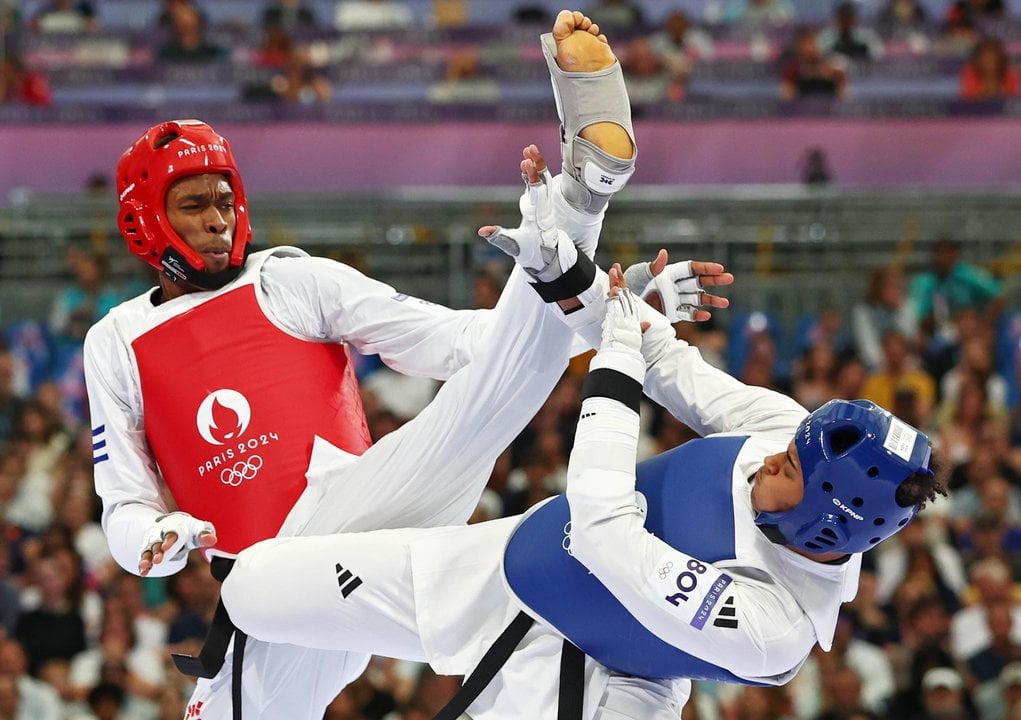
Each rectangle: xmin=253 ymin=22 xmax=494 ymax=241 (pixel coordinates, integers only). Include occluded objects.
xmin=3 ymin=118 xmax=1021 ymax=199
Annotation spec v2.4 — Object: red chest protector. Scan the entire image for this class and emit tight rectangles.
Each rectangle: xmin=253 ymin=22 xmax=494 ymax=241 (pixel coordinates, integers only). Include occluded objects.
xmin=132 ymin=284 xmax=371 ymax=554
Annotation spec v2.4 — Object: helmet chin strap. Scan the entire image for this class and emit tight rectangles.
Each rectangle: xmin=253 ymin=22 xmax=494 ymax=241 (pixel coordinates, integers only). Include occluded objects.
xmin=160 ymin=245 xmax=251 ymax=292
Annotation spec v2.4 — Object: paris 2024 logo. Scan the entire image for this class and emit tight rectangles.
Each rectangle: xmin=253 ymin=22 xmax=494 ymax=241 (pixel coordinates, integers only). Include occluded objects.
xmin=194 ymin=389 xmax=280 ymax=486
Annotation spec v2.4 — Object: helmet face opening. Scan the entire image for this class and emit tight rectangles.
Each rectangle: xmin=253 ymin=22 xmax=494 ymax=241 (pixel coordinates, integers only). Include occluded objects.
xmin=116 ymin=120 xmax=252 ymax=290
xmin=756 ymin=399 xmax=932 ymax=555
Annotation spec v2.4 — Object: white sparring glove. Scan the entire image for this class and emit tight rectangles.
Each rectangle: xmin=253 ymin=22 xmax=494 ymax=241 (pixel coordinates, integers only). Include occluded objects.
xmin=623 ymin=260 xmax=704 ymax=323
xmin=484 ymin=167 xmax=578 ymax=283
xmin=139 ymin=511 xmax=216 ymax=570
xmin=601 ymin=287 xmax=643 ymax=354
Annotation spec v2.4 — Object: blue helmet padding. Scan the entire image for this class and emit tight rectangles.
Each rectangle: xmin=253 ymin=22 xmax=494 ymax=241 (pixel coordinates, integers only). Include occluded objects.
xmin=755 ymin=399 xmax=932 ymax=554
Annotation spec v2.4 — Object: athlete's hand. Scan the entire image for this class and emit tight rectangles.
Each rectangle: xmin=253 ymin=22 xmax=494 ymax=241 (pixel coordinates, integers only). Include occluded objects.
xmin=600 ymin=265 xmax=645 ymax=354
xmin=478 ymin=144 xmax=577 ymax=282
xmin=622 ymin=250 xmax=733 ymax=322
xmin=138 ymin=512 xmax=217 ymax=576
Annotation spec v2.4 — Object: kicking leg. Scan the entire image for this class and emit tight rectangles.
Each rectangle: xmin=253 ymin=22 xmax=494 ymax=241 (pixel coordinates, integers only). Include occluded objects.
xmin=299 ymin=160 xmax=582 ymax=534
xmin=221 ymin=527 xmax=431 ymax=658
xmin=544 ymin=8 xmax=636 ymax=252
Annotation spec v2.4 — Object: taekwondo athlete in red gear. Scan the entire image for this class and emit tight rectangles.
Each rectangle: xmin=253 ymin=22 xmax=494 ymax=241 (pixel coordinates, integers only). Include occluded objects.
xmin=87 ymin=120 xmax=598 ymax=719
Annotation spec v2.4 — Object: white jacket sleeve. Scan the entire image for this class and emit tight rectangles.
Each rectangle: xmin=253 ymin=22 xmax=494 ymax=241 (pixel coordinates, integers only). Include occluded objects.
xmin=566 ymin=351 xmax=815 ymax=681
xmin=638 ymin=303 xmax=808 ymax=438
xmin=260 ymin=255 xmax=490 ymax=381
xmin=84 ymin=320 xmax=182 ymax=577
xmin=561 ymin=271 xmax=808 ymax=438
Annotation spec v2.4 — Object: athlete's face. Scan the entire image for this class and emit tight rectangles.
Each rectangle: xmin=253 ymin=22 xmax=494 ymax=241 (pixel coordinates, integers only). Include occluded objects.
xmin=165 ymin=173 xmax=236 ymax=274
xmin=751 ymin=441 xmax=805 ymax=513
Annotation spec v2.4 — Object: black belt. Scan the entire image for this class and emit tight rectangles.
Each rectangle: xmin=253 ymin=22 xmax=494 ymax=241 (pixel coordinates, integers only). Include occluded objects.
xmin=433 ymin=611 xmax=586 ymax=720
xmin=172 ymin=557 xmax=247 ymax=720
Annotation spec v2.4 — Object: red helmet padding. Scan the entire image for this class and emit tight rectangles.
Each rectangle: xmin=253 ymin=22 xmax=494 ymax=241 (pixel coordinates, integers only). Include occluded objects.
xmin=116 ymin=119 xmax=251 ymax=274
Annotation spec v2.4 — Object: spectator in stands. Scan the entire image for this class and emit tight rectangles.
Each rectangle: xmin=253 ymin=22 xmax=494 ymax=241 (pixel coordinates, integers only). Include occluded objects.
xmin=431 ymin=0 xmax=468 ymax=28
xmin=845 ymin=570 xmax=901 ymax=647
xmin=427 ymin=50 xmax=500 ymax=104
xmin=156 ymin=0 xmax=205 ymax=27
xmin=269 ymin=46 xmax=332 ymax=104
xmin=0 ymin=52 xmax=52 ymax=107
xmin=951 ymin=557 xmax=1021 ymax=662
xmin=254 ymin=25 xmax=295 ymax=68
xmin=941 ymin=333 xmax=1010 ymax=412
xmin=501 ymin=444 xmax=562 ymax=516
xmin=862 ymin=330 xmax=936 ymax=428
xmin=30 ymin=0 xmax=97 ymax=34
xmin=643 ymin=10 xmax=714 ymax=101
xmin=967 ymin=600 xmax=1021 ymax=684
xmin=788 ymin=612 xmax=896 ymax=718
xmin=720 ymin=685 xmax=796 ymax=720
xmin=472 ymin=269 xmax=503 ymax=310
xmin=780 ymin=26 xmax=847 ymax=100
xmin=86 ymin=682 xmax=127 ymax=720
xmin=164 ymin=557 xmax=219 ymax=656
xmin=512 ymin=5 xmax=554 ymax=24
xmin=937 ymin=375 xmax=1008 ymax=470
xmin=157 ymin=4 xmax=227 ymax=64
xmin=0 ymin=541 xmax=17 ymax=640
xmin=724 ymin=0 xmax=796 ymax=27
xmin=621 ymin=38 xmax=670 ymax=103
xmin=953 ymin=418 xmax=1020 ymax=490
xmin=4 ymin=400 xmax=70 ymax=533
xmin=875 ymin=0 xmax=929 ymax=34
xmin=948 ymin=0 xmax=1006 ymax=29
xmin=949 ymin=419 xmax=1020 ymax=518
xmin=917 ymin=666 xmax=976 ymax=720
xmin=874 ymin=516 xmax=967 ymax=613
xmin=961 ymin=36 xmax=1019 ymax=99
xmin=334 ymin=0 xmax=413 ymax=31
xmin=585 ymin=0 xmax=644 ymax=27
xmin=792 ymin=343 xmax=837 ymax=411
xmin=0 ymin=2 xmax=19 ymax=33
xmin=49 ymin=249 xmax=121 ymax=354
xmin=852 ymin=267 xmax=919 ymax=372
xmin=960 ymin=512 xmax=1021 ymax=579
xmin=818 ymin=1 xmax=885 ymax=62
xmin=0 ymin=639 xmax=61 ymax=719
xmin=0 ymin=350 xmax=26 ymax=446
xmin=996 ymin=662 xmax=1021 ymax=720
xmin=832 ymin=352 xmax=869 ymax=401
xmin=15 ymin=552 xmax=87 ymax=676
xmin=805 ymin=662 xmax=871 ymax=720
xmin=262 ymin=0 xmax=318 ymax=32
xmin=68 ymin=598 xmax=164 ymax=718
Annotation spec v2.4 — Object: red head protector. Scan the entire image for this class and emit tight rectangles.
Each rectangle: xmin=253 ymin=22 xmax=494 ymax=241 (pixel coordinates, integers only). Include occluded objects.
xmin=116 ymin=119 xmax=252 ymax=290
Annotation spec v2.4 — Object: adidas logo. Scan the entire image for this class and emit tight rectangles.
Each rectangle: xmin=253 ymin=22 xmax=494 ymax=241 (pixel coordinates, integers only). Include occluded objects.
xmin=335 ymin=563 xmax=363 ymax=598
xmin=713 ymin=596 xmax=738 ymax=629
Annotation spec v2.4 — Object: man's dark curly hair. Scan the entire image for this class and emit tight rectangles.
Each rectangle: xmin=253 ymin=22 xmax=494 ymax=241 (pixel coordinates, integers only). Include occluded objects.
xmin=895 ymin=456 xmax=946 ymax=511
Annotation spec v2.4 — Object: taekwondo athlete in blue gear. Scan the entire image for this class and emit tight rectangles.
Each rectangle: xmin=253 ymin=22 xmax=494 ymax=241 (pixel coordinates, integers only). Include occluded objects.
xmin=503 ymin=399 xmax=935 ymax=684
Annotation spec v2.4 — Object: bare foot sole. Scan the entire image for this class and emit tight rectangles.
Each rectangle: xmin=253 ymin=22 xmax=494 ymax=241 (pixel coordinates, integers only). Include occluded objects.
xmin=552 ymin=10 xmax=614 ymax=73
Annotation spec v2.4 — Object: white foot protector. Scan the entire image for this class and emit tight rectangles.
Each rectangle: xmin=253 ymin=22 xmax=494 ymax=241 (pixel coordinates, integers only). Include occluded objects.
xmin=540 ymin=32 xmax=637 ymax=215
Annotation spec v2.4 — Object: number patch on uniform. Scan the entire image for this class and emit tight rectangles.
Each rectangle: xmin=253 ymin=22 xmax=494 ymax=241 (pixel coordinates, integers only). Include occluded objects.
xmin=648 ymin=551 xmax=733 ymax=630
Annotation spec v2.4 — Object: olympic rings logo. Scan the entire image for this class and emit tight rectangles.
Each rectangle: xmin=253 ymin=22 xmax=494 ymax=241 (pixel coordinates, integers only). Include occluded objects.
xmin=658 ymin=562 xmax=674 ymax=579
xmin=220 ymin=454 xmax=263 ymax=487
xmin=562 ymin=520 xmax=574 ymax=557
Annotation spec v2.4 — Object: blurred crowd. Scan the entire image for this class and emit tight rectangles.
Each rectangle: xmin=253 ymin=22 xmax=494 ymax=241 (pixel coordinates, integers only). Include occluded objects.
xmin=0 ymin=0 xmax=1020 ymax=110
xmin=0 ymin=223 xmax=1017 ymax=720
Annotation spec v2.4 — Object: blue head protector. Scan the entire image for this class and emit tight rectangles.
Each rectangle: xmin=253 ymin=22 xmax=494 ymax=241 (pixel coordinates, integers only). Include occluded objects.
xmin=755 ymin=399 xmax=933 ymax=554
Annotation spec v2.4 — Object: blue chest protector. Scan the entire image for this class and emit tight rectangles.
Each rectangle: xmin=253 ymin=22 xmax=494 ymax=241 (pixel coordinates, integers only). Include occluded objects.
xmin=503 ymin=435 xmax=761 ymax=683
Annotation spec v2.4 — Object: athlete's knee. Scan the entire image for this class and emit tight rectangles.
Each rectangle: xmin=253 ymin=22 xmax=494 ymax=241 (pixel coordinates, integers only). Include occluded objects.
xmin=220 ymin=551 xmax=277 ymax=637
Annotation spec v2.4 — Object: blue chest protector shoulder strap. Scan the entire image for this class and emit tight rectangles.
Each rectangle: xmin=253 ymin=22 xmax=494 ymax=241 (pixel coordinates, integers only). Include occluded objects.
xmin=504 ymin=435 xmax=760 ymax=683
